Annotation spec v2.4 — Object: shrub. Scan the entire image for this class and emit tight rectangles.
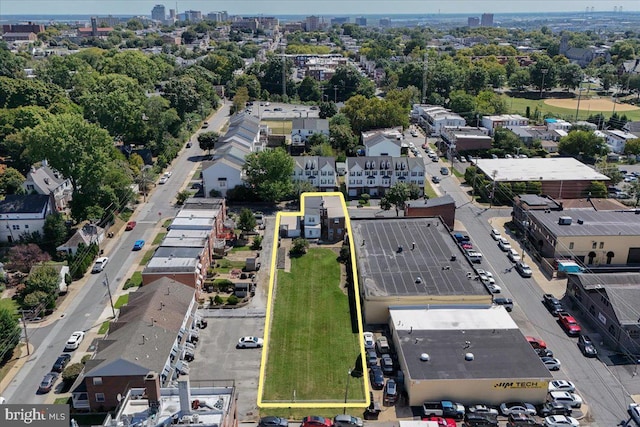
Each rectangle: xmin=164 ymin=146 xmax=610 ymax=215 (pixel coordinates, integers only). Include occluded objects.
xmin=360 ymin=193 xmax=370 ymax=201
xmin=62 ymin=363 xmax=84 ymax=384
xmin=81 ymin=354 xmax=91 ymax=364
xmin=290 ymin=238 xmax=309 ymax=257
xmin=251 ymin=235 xmax=263 ymax=250
xmin=214 ymin=295 xmax=223 ymax=305
xmin=226 ymin=295 xmax=239 ymax=305
xmin=213 ymin=278 xmax=233 ymax=292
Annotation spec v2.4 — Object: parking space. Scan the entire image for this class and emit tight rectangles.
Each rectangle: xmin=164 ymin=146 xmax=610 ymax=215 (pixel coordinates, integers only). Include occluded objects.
xmin=190 ymin=316 xmax=265 ymax=421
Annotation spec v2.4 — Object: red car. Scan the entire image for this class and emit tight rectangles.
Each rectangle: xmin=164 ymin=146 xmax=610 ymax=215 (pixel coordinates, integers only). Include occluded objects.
xmin=422 ymin=416 xmax=456 ymax=427
xmin=558 ymin=312 xmax=582 ymax=336
xmin=125 ymin=221 xmax=137 ymax=231
xmin=302 ymin=417 xmax=332 ymax=427
xmin=526 ymin=336 xmax=547 ymax=349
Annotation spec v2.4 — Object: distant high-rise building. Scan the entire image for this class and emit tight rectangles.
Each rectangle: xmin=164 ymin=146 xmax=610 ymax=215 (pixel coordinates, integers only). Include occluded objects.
xmin=379 ymin=18 xmax=391 ymax=28
xmin=151 ymin=4 xmax=166 ymax=22
xmin=331 ymin=17 xmax=349 ymax=26
xmin=305 ymin=15 xmax=320 ymax=31
xmin=96 ymin=15 xmax=122 ymax=27
xmin=355 ymin=17 xmax=367 ymax=26
xmin=480 ymin=13 xmax=494 ymax=27
xmin=184 ymin=10 xmax=203 ymax=22
xmin=168 ymin=9 xmax=176 ymax=22
xmin=467 ymin=17 xmax=480 ymax=27
xmin=207 ymin=11 xmax=229 ymax=22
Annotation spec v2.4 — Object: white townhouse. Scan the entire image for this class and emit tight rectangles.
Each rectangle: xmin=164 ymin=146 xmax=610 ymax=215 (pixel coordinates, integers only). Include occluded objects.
xmin=604 ymin=129 xmax=637 ymax=154
xmin=345 ymin=156 xmax=425 ymax=198
xmin=292 ymin=156 xmax=337 ymax=191
xmin=411 ymin=104 xmax=466 ymax=136
xmin=302 ymin=196 xmax=322 ymax=239
xmin=0 ymin=194 xmax=55 ymax=243
xmin=363 ymin=131 xmax=402 ymax=157
xmin=291 ymin=117 xmax=330 ymax=147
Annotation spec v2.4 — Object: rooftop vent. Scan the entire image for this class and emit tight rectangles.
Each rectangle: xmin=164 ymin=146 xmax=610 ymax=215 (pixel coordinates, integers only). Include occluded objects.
xmin=420 ymin=353 xmax=430 ymax=362
xmin=558 ymin=216 xmax=572 ymax=225
xmin=415 ymin=277 xmax=422 ymax=284
xmin=577 ymin=219 xmax=584 ymax=224
xmin=465 ymin=352 xmax=474 ymax=361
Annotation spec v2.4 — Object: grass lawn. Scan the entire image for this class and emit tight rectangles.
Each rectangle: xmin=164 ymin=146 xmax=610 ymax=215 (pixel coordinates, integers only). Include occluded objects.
xmin=114 ymin=294 xmax=129 ymax=310
xmin=152 ymin=232 xmax=167 ymax=245
xmin=263 ymin=248 xmax=364 ymax=403
xmin=424 ymin=181 xmax=438 ymax=199
xmin=503 ymin=94 xmax=640 ymax=122
xmin=213 ymin=259 xmax=246 ymax=274
xmin=261 ymin=119 xmax=292 ymax=136
xmin=98 ymin=321 xmax=110 ymax=335
xmin=0 ymin=298 xmax=18 ymax=315
xmin=162 ymin=218 xmax=172 ymax=228
xmin=0 ymin=344 xmax=23 ymax=383
xmin=229 ymin=245 xmax=251 ymax=253
xmin=54 ymin=397 xmax=71 ymax=405
xmin=124 ymin=271 xmax=143 ymax=290
xmin=140 ymin=249 xmax=155 ymax=266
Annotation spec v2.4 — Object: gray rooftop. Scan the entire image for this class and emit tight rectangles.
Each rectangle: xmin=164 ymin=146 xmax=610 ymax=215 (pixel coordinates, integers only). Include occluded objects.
xmin=351 ymin=218 xmax=488 ymax=297
xmin=569 ymin=273 xmax=640 ymax=325
xmin=529 ymin=209 xmax=640 ymax=237
xmin=406 ymin=194 xmax=455 ymax=209
xmin=398 ymin=328 xmax=552 ymax=381
xmin=182 ymin=197 xmax=225 ymax=210
xmin=474 ymin=158 xmax=609 ymax=182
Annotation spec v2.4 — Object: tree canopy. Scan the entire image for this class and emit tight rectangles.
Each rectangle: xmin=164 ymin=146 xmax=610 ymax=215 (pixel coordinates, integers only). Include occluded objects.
xmin=243 ymin=148 xmax=295 ymax=202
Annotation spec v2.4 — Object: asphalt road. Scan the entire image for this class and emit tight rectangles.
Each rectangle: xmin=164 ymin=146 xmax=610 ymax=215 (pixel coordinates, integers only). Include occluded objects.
xmin=2 ymin=102 xmax=231 ymax=404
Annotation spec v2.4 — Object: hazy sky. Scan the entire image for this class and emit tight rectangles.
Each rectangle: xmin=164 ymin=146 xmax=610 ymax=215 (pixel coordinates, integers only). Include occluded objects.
xmin=1 ymin=0 xmax=639 ymax=16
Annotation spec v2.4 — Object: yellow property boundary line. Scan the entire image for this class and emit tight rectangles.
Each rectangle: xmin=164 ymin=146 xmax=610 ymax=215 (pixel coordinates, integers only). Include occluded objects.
xmin=257 ymin=191 xmax=370 ymax=408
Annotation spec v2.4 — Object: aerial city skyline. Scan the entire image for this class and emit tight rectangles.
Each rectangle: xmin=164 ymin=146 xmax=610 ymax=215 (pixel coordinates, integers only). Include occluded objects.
xmin=1 ymin=0 xmax=639 ymax=16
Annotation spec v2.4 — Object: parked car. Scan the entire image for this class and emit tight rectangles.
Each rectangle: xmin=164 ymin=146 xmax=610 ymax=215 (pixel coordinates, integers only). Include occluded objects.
xmin=497 ymin=237 xmax=512 ymax=252
xmin=485 ymin=282 xmax=502 ymax=293
xmin=52 ymin=354 xmax=71 ymax=373
xmin=538 ymin=401 xmax=572 ymax=417
xmin=376 ymin=336 xmax=390 ymax=354
xmin=467 ymin=404 xmax=499 ymax=416
xmin=125 ymin=221 xmax=137 ymax=231
xmin=629 ymin=403 xmax=640 ymax=425
xmin=535 ymin=348 xmax=554 ymax=358
xmin=463 ymin=412 xmax=498 ymax=427
xmin=541 ymin=357 xmax=562 ymax=371
xmin=186 ymin=141 xmax=192 ymax=148
xmin=499 ymin=402 xmax=537 ymax=417
xmin=515 ymin=261 xmax=533 ymax=278
xmin=38 ymin=372 xmax=58 ymax=393
xmin=333 ymin=415 xmax=363 ymax=427
xmin=476 ymin=270 xmax=495 ymax=284
xmin=366 ymin=349 xmax=378 ymax=367
xmin=543 ymin=294 xmax=565 ymax=316
xmin=577 ymin=334 xmax=598 ymax=358
xmin=422 ymin=401 xmax=466 ymax=420
xmin=383 ymin=379 xmax=398 ymax=406
xmin=65 ymin=331 xmax=85 ymax=351
xmin=506 ymin=412 xmax=540 ymax=427
xmin=363 ymin=332 xmax=375 ymax=350
xmin=91 ymin=257 xmax=109 ymax=273
xmin=558 ymin=312 xmax=582 ymax=336
xmin=132 ymin=239 xmax=145 ymax=251
xmin=548 ymin=380 xmax=575 ymax=393
xmin=543 ymin=415 xmax=579 ymax=427
xmin=432 ymin=176 xmax=441 ymax=184
xmin=493 ymin=297 xmax=513 ymax=312
xmin=548 ymin=391 xmax=582 ymax=408
xmin=369 ymin=366 xmax=384 ymax=390
xmin=507 ymin=249 xmax=521 ymax=263
xmin=440 ymin=167 xmax=449 ymax=175
xmin=302 ymin=417 xmax=332 ymax=427
xmin=422 ymin=416 xmax=456 ymax=427
xmin=526 ymin=336 xmax=547 ymax=349
xmin=201 ymin=121 xmax=209 ymax=129
xmin=237 ymin=336 xmax=263 ymax=349
xmin=490 ymin=229 xmax=502 ymax=240
xmin=380 ymin=354 xmax=394 ymax=375
xmin=259 ymin=417 xmax=289 ymax=427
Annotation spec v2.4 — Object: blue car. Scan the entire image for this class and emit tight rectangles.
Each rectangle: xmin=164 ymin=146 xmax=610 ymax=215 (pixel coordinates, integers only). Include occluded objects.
xmin=132 ymin=240 xmax=145 ymax=251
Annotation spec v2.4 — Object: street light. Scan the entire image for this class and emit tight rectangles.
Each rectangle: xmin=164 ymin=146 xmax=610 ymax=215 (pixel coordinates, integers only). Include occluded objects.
xmin=104 ymin=273 xmax=116 ymax=318
xmin=343 ymin=369 xmax=352 ymax=414
xmin=539 ymin=69 xmax=549 ymax=99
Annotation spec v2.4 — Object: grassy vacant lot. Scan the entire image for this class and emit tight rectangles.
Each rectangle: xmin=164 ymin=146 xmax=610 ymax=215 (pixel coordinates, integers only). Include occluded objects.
xmin=261 ymin=119 xmax=292 ymax=136
xmin=503 ymin=94 xmax=640 ymax=122
xmin=263 ymin=248 xmax=364 ymax=403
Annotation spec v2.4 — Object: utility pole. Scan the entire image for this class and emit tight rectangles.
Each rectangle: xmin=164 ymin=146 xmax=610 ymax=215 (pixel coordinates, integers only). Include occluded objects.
xmin=19 ymin=311 xmax=31 ymax=356
xmin=422 ymin=53 xmax=428 ymax=104
xmin=281 ymin=47 xmax=286 ymax=98
xmin=539 ymin=69 xmax=548 ymax=99
xmin=104 ymin=273 xmax=116 ymax=318
xmin=334 ymin=85 xmax=338 ymax=103
xmin=490 ymin=169 xmax=498 ymax=208
xmin=575 ymin=82 xmax=583 ymax=122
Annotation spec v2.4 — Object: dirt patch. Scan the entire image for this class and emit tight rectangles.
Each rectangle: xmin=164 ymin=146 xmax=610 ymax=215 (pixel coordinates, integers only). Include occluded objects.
xmin=544 ymin=98 xmax=640 ymax=112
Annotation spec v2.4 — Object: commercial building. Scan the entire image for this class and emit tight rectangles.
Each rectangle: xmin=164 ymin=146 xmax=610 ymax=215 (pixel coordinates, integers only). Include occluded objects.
xmin=411 ymin=105 xmax=466 ymax=136
xmin=151 ymin=4 xmax=166 ymax=22
xmin=2 ymin=23 xmax=45 ymax=33
xmin=481 ymin=13 xmax=494 ymax=27
xmin=389 ymin=307 xmax=551 ymax=406
xmin=405 ymin=195 xmax=456 ymax=229
xmin=350 ymin=217 xmax=491 ymax=324
xmin=473 ymin=158 xmax=609 ymax=199
xmin=305 ymin=15 xmax=321 ymax=31
xmin=481 ymin=114 xmax=528 ymax=134
xmin=468 ymin=17 xmax=480 ymax=27
xmin=566 ymin=273 xmax=640 ymax=355
xmin=355 ymin=17 xmax=367 ymax=26
xmin=523 ymin=209 xmax=640 ymax=265
xmin=441 ymin=126 xmax=492 ymax=152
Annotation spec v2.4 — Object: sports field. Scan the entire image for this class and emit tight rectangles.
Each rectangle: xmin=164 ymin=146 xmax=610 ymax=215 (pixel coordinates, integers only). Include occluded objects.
xmin=503 ymin=95 xmax=640 ymax=122
xmin=261 ymin=248 xmax=365 ymax=403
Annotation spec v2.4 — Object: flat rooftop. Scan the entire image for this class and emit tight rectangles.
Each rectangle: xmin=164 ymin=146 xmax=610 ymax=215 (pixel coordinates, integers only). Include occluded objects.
xmin=351 ymin=218 xmax=488 ymax=298
xmin=530 ymin=209 xmax=640 ymax=237
xmin=474 ymin=158 xmax=610 ymax=182
xmin=390 ymin=308 xmax=552 ymax=381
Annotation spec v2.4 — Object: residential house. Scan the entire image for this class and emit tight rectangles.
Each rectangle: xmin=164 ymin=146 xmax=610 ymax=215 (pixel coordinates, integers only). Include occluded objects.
xmin=545 ymin=118 xmax=572 ymax=131
xmin=56 ymin=223 xmax=105 ymax=255
xmin=566 ymin=273 xmax=640 ymax=355
xmin=440 ymin=126 xmax=492 ymax=153
xmin=362 ymin=131 xmax=401 ymax=157
xmin=405 ymin=194 xmax=456 ymax=229
xmin=345 ymin=156 xmax=425 ymax=198
xmin=22 ymin=164 xmax=72 ymax=211
xmin=279 ymin=216 xmax=301 ymax=238
xmin=623 ymin=121 xmax=640 ymax=136
xmin=290 ymin=117 xmax=329 ymax=153
xmin=218 ymin=113 xmax=265 ymax=152
xmin=72 ymin=277 xmax=199 ymax=411
xmin=0 ymin=194 xmax=55 ymax=243
xmin=481 ymin=114 xmax=529 ymax=135
xmin=291 ymin=156 xmax=337 ymax=192
xmin=319 ymin=195 xmax=346 ymax=242
xmin=604 ymin=129 xmax=637 ymax=154
xmin=201 ymin=156 xmax=245 ymax=197
xmin=302 ymin=196 xmax=322 ymax=239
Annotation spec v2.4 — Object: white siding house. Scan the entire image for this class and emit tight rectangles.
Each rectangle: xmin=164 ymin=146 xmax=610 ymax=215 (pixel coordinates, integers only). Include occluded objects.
xmin=363 ymin=132 xmax=401 ymax=157
xmin=0 ymin=194 xmax=55 ymax=243
xmin=201 ymin=157 xmax=244 ymax=197
xmin=345 ymin=157 xmax=425 ymax=198
xmin=292 ymin=156 xmax=337 ymax=191
xmin=22 ymin=164 xmax=72 ymax=211
xmin=291 ymin=118 xmax=329 ymax=147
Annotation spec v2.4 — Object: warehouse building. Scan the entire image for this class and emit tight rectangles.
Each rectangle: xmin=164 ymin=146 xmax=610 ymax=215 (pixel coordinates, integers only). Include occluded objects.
xmin=350 ymin=217 xmax=491 ymax=324
xmin=389 ymin=306 xmax=552 ymax=406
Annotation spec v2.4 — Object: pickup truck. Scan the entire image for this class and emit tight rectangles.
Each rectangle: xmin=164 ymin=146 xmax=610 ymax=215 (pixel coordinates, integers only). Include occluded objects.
xmin=558 ymin=312 xmax=582 ymax=336
xmin=422 ymin=401 xmax=466 ymax=420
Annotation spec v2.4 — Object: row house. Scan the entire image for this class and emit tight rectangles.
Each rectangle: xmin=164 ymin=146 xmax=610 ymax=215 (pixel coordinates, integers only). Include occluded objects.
xmin=292 ymin=156 xmax=338 ymax=192
xmin=481 ymin=114 xmax=529 ymax=135
xmin=345 ymin=156 xmax=425 ymax=198
xmin=411 ymin=104 xmax=466 ymax=136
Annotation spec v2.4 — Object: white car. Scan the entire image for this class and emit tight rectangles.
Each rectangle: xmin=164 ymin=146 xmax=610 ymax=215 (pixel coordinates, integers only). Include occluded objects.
xmin=544 ymin=415 xmax=579 ymax=427
xmin=507 ymin=248 xmax=521 ymax=263
xmin=548 ymin=380 xmax=575 ymax=393
xmin=498 ymin=237 xmax=512 ymax=252
xmin=477 ymin=270 xmax=495 ymax=284
xmin=486 ymin=283 xmax=502 ymax=294
xmin=549 ymin=391 xmax=582 ymax=408
xmin=363 ymin=332 xmax=375 ymax=350
xmin=164 ymin=171 xmax=173 ymax=178
xmin=159 ymin=176 xmax=168 ymax=185
xmin=490 ymin=229 xmax=502 ymax=240
xmin=542 ymin=357 xmax=562 ymax=371
xmin=467 ymin=404 xmax=498 ymax=416
xmin=65 ymin=331 xmax=85 ymax=350
xmin=500 ymin=402 xmax=537 ymax=416
xmin=91 ymin=257 xmax=109 ymax=273
xmin=237 ymin=336 xmax=263 ymax=349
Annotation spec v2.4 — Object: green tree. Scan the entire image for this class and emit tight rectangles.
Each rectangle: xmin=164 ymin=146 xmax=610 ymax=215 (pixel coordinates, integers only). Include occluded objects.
xmin=298 ymin=77 xmax=321 ymax=102
xmin=558 ymin=130 xmax=608 ymax=158
xmin=308 ymin=133 xmax=329 ymax=146
xmin=623 ymin=139 xmax=640 ymax=157
xmin=232 ymin=86 xmax=250 ymax=114
xmin=529 ymin=55 xmax=557 ymax=93
xmin=0 ymin=44 xmax=26 ymax=78
xmin=176 ymin=190 xmax=191 ymax=205
xmin=198 ymin=131 xmax=219 ymax=156
xmin=162 ymin=75 xmax=202 ymax=118
xmin=43 ymin=212 xmax=68 ymax=249
xmin=586 ymin=181 xmax=607 ymax=198
xmin=624 ymin=181 xmax=640 ymax=207
xmin=238 ymin=208 xmax=257 ymax=232
xmin=319 ymin=101 xmax=337 ymax=119
xmin=290 ymin=237 xmax=309 ymax=256
xmin=0 ymin=307 xmax=21 ymax=361
xmin=327 ymin=65 xmax=375 ymax=102
xmin=6 ymin=243 xmax=51 ymax=273
xmin=62 ymin=363 xmax=84 ymax=384
xmin=243 ymin=148 xmax=294 ymax=202
xmin=558 ymin=63 xmax=584 ymax=90
xmin=380 ymin=182 xmax=422 ymax=216
xmin=0 ymin=167 xmax=25 ymax=195
xmin=509 ymin=69 xmax=530 ymax=91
